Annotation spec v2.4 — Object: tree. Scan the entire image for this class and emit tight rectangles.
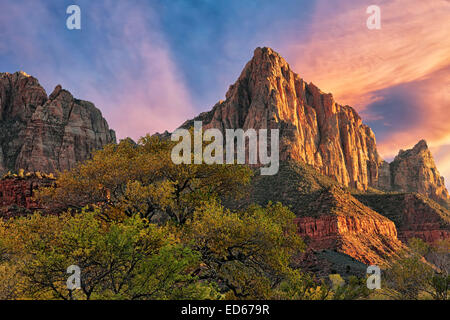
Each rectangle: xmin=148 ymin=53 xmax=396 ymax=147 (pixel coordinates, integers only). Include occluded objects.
xmin=36 ymin=136 xmax=252 ymax=224
xmin=184 ymin=200 xmax=307 ymax=299
xmin=0 ymin=209 xmax=217 ymax=300
xmin=382 ymin=238 xmax=449 ymax=300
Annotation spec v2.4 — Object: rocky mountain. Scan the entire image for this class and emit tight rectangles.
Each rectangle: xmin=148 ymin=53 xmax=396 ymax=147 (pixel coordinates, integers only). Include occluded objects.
xmin=183 ymin=47 xmax=450 ymax=202
xmin=293 ymin=249 xmax=368 ymax=279
xmin=183 ymin=47 xmax=382 ymax=190
xmin=378 ymin=140 xmax=450 ymax=205
xmin=0 ymin=71 xmax=116 ymax=174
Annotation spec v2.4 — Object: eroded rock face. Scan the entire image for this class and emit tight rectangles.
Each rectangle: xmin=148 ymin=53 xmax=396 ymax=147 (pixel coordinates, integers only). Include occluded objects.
xmin=232 ymin=161 xmax=405 ymax=265
xmin=0 ymin=72 xmax=116 ymax=174
xmin=386 ymin=140 xmax=449 ymax=204
xmin=183 ymin=47 xmax=382 ymax=190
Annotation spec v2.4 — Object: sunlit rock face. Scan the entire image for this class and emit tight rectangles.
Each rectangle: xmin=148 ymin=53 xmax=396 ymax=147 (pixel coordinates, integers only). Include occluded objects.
xmin=293 ymin=187 xmax=405 ymax=265
xmin=0 ymin=72 xmax=116 ymax=174
xmin=183 ymin=47 xmax=383 ymax=190
xmin=387 ymin=140 xmax=449 ymax=203
xmin=183 ymin=47 xmax=450 ymax=202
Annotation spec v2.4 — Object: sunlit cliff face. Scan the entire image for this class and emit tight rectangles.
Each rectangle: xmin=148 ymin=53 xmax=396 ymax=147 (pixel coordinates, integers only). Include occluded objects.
xmin=1 ymin=0 xmax=448 ymax=186
xmin=284 ymin=0 xmax=450 ymax=186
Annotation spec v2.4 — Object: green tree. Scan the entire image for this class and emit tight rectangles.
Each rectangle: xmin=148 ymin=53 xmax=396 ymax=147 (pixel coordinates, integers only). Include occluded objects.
xmin=382 ymin=238 xmax=449 ymax=300
xmin=184 ymin=200 xmax=307 ymax=299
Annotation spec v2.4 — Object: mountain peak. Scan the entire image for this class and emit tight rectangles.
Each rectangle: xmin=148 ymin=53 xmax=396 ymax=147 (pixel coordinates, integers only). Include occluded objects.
xmin=391 ymin=139 xmax=449 ymax=203
xmin=0 ymin=73 xmax=115 ymax=174
xmin=183 ymin=48 xmax=448 ymax=202
xmin=252 ymin=47 xmax=285 ymax=62
xmin=240 ymin=47 xmax=293 ymax=82
xmin=413 ymin=139 xmax=428 ymax=151
xmin=18 ymin=70 xmax=31 ymax=78
xmin=186 ymin=47 xmax=381 ymax=190
xmin=398 ymin=139 xmax=430 ymax=158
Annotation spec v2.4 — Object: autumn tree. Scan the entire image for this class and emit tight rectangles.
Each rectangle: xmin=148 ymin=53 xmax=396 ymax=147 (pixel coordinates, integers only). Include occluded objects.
xmin=36 ymin=136 xmax=252 ymax=224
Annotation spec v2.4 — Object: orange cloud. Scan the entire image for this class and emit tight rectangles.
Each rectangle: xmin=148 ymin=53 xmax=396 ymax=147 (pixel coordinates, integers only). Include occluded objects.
xmin=284 ymin=0 xmax=450 ymax=106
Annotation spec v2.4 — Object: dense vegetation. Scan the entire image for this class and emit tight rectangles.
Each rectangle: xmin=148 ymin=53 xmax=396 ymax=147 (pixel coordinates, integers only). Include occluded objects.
xmin=0 ymin=137 xmax=448 ymax=300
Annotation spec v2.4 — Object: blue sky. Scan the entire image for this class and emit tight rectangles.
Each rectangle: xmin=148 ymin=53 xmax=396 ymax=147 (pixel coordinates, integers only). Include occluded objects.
xmin=1 ymin=0 xmax=450 ymax=184
xmin=0 ymin=0 xmax=315 ymax=134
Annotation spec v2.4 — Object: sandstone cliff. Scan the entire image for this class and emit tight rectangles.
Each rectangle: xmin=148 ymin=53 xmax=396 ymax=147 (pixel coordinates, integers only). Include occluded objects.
xmin=293 ymin=187 xmax=405 ymax=265
xmin=0 ymin=71 xmax=116 ymax=174
xmin=183 ymin=47 xmax=382 ymax=190
xmin=378 ymin=140 xmax=450 ymax=205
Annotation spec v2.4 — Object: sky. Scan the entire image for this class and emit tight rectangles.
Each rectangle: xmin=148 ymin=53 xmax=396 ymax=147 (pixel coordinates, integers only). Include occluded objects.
xmin=1 ymin=0 xmax=449 ymax=185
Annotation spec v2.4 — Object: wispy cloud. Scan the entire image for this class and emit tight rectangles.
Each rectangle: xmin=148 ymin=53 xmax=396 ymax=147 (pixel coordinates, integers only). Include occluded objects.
xmin=82 ymin=1 xmax=195 ymax=139
xmin=0 ymin=0 xmax=195 ymax=140
xmin=282 ymin=0 xmax=450 ymax=185
xmin=285 ymin=0 xmax=450 ymax=109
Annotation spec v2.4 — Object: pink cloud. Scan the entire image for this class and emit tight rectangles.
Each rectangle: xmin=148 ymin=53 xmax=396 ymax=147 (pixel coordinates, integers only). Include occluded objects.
xmin=284 ymin=0 xmax=450 ymax=108
xmin=1 ymin=1 xmax=195 ymax=141
xmin=81 ymin=2 xmax=195 ymax=140
xmin=280 ymin=0 xmax=450 ymax=187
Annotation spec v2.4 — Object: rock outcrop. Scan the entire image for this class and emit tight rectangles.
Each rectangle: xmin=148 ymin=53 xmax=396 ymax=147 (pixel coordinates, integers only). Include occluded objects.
xmin=0 ymin=71 xmax=116 ymax=174
xmin=293 ymin=187 xmax=405 ymax=265
xmin=230 ymin=161 xmax=405 ymax=265
xmin=0 ymin=174 xmax=54 ymax=218
xmin=378 ymin=140 xmax=450 ymax=205
xmin=183 ymin=47 xmax=383 ymax=190
xmin=355 ymin=192 xmax=450 ymax=245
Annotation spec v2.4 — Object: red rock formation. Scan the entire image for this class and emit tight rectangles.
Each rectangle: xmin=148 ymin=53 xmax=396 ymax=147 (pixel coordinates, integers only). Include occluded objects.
xmin=293 ymin=249 xmax=368 ymax=278
xmin=355 ymin=192 xmax=450 ymax=245
xmin=0 ymin=175 xmax=53 ymax=218
xmin=235 ymin=161 xmax=405 ymax=265
xmin=293 ymin=187 xmax=405 ymax=265
xmin=0 ymin=72 xmax=116 ymax=174
xmin=183 ymin=47 xmax=382 ymax=190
